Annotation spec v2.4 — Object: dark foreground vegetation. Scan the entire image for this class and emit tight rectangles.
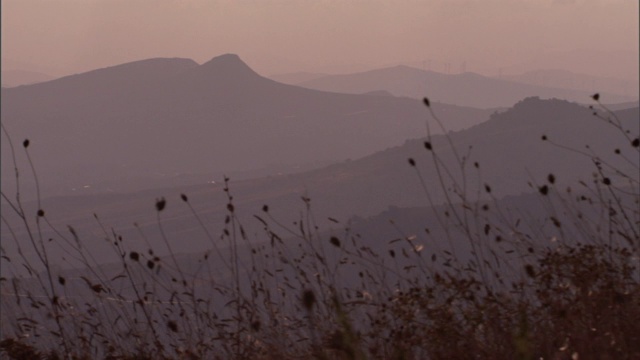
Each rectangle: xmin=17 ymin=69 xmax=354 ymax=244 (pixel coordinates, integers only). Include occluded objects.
xmin=1 ymin=96 xmax=639 ymax=359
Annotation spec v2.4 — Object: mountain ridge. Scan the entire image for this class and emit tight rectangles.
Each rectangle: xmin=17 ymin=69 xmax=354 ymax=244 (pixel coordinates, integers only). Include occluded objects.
xmin=3 ymin=98 xmax=636 ymax=269
xmin=1 ymin=54 xmax=493 ymax=198
xmin=298 ymin=64 xmax=636 ymax=108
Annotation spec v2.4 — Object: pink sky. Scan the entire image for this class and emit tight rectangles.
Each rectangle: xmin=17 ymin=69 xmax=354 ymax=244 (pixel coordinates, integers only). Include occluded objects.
xmin=2 ymin=0 xmax=638 ymax=79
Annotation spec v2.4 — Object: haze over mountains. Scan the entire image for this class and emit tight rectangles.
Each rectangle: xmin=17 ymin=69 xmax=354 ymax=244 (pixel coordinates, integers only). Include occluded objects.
xmin=2 ymin=2 xmax=637 ymax=356
xmin=268 ymin=71 xmax=328 ymax=85
xmin=297 ymin=65 xmax=637 ymax=108
xmin=1 ymin=54 xmax=493 ymax=198
xmin=2 ymin=53 xmax=637 ymax=273
xmin=499 ymin=69 xmax=639 ymax=99
xmin=3 ymin=95 xmax=636 ymax=270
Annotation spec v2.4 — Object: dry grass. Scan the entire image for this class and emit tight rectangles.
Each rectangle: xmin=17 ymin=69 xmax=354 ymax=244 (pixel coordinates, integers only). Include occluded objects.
xmin=1 ymin=96 xmax=638 ymax=359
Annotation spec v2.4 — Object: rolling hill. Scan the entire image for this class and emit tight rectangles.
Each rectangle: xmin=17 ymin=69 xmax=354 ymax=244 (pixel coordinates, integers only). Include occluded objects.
xmin=1 ymin=54 xmax=492 ymax=198
xmin=3 ymin=97 xmax=636 ymax=270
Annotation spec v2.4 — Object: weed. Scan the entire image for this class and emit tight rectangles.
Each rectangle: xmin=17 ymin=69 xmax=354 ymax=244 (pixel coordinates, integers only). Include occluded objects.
xmin=1 ymin=96 xmax=638 ymax=359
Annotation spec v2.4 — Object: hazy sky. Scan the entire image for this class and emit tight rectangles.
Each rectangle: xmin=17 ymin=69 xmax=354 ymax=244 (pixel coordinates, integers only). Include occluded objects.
xmin=2 ymin=0 xmax=638 ymax=79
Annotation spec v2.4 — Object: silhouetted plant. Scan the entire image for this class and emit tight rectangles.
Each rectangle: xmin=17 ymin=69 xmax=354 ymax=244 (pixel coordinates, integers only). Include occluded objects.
xmin=1 ymin=95 xmax=638 ymax=359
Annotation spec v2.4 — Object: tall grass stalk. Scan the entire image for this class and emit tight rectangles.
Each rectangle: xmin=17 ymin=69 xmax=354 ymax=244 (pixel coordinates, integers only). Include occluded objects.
xmin=1 ymin=96 xmax=638 ymax=359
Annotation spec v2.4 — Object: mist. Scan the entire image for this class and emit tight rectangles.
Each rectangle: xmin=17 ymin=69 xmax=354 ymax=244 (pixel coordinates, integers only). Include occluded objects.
xmin=1 ymin=1 xmax=639 ymax=358
xmin=2 ymin=0 xmax=638 ymax=80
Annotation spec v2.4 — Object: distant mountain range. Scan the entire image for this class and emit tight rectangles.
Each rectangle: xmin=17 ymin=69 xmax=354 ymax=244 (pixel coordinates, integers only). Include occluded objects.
xmin=297 ymin=65 xmax=636 ymax=108
xmin=499 ymin=69 xmax=638 ymax=98
xmin=4 ymin=97 xmax=636 ymax=269
xmin=268 ymin=71 xmax=328 ymax=85
xmin=1 ymin=54 xmax=493 ymax=197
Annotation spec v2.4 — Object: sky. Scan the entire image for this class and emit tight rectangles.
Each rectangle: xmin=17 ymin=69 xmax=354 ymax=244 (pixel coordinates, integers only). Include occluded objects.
xmin=2 ymin=0 xmax=638 ymax=80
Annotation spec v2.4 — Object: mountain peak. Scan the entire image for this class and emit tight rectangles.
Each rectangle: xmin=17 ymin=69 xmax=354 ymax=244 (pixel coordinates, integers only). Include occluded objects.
xmin=199 ymin=53 xmax=258 ymax=77
xmin=82 ymin=57 xmax=199 ymax=78
xmin=208 ymin=53 xmax=242 ymax=63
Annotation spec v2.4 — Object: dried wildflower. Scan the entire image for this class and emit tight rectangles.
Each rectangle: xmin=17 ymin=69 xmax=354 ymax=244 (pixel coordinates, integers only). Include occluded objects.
xmin=330 ymin=236 xmax=341 ymax=247
xmin=539 ymin=185 xmax=549 ymax=195
xmin=129 ymin=252 xmax=139 ymax=262
xmin=167 ymin=320 xmax=178 ymax=332
xmin=524 ymin=264 xmax=536 ymax=278
xmin=302 ymin=289 xmax=316 ymax=310
xmin=155 ymin=198 xmax=166 ymax=212
xmin=251 ymin=320 xmax=261 ymax=332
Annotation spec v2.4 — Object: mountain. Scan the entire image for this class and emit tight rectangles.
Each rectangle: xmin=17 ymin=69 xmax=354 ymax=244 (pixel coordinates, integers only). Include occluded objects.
xmin=3 ymin=98 xmax=636 ymax=270
xmin=267 ymin=71 xmax=327 ymax=84
xmin=505 ymin=48 xmax=639 ymax=83
xmin=1 ymin=54 xmax=492 ymax=198
xmin=1 ymin=69 xmax=55 ymax=87
xmin=297 ymin=65 xmax=636 ymax=108
xmin=597 ymin=101 xmax=640 ymax=111
xmin=500 ymin=69 xmax=639 ymax=99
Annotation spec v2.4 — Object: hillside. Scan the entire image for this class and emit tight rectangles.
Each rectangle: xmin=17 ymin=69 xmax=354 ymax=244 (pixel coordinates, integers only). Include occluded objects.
xmin=1 ymin=54 xmax=492 ymax=198
xmin=1 ymin=69 xmax=55 ymax=87
xmin=3 ymin=97 xmax=636 ymax=270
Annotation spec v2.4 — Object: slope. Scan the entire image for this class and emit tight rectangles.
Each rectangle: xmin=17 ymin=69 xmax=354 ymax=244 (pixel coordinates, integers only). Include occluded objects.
xmin=1 ymin=54 xmax=492 ymax=198
xmin=3 ymin=98 xmax=636 ymax=269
